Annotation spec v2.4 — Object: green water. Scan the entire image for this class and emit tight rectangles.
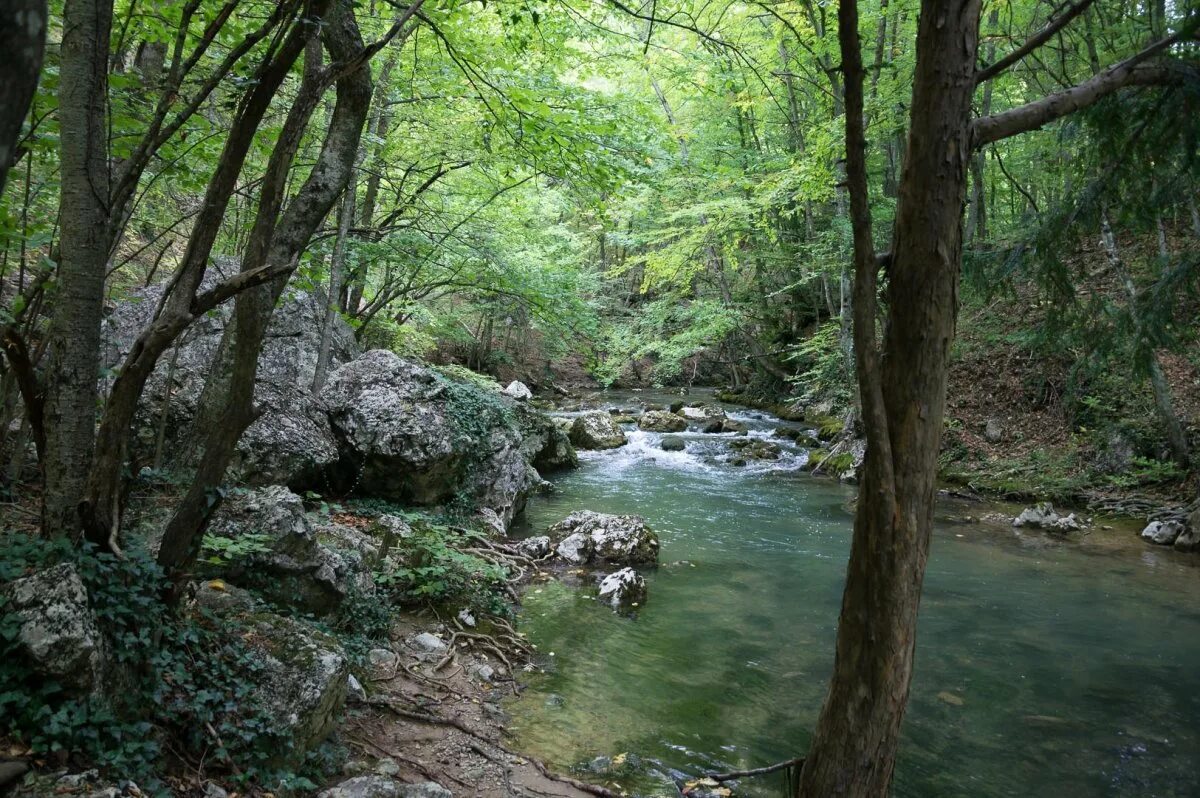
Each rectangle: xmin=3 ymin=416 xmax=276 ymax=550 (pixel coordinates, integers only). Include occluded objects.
xmin=507 ymin=391 xmax=1200 ymax=797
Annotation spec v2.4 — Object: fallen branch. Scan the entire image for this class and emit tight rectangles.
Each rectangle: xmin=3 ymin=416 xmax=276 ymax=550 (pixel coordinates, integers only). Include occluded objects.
xmin=703 ymin=756 xmax=805 ymax=783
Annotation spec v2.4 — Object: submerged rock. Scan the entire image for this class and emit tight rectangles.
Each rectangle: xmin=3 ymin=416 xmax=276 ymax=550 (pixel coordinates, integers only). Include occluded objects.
xmin=1013 ymin=503 xmax=1084 ymax=533
xmin=639 ymin=410 xmax=687 ymax=432
xmin=569 ymin=411 xmax=628 ymax=449
xmin=549 ymin=511 xmax=659 ymax=566
xmin=661 ymin=435 xmax=686 ymax=451
xmin=1 ymin=563 xmax=107 ymax=692
xmin=1141 ymin=520 xmax=1185 ymax=546
xmin=598 ymin=568 xmax=647 ymax=609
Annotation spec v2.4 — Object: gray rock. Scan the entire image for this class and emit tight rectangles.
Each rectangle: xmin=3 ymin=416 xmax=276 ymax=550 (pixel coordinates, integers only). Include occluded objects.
xmin=1141 ymin=520 xmax=1185 ymax=546
xmin=660 ymin=435 xmax=686 ymax=452
xmin=101 ymin=267 xmax=356 ymax=486
xmin=517 ymin=535 xmax=551 ymax=558
xmin=457 ymin=608 xmax=477 ymax=628
xmin=374 ymin=759 xmax=401 ymax=777
xmin=411 ymin=632 xmax=447 ymax=654
xmin=203 ymin=784 xmax=229 ymax=798
xmin=549 ymin=511 xmax=659 ymax=566
xmin=1013 ymin=503 xmax=1084 ymax=533
xmin=555 ymin=532 xmax=593 ymax=565
xmin=205 ymin=486 xmax=370 ymax=614
xmin=347 ymin=673 xmax=367 ymax=703
xmin=983 ymin=418 xmax=1003 ymax=443
xmin=597 ymin=568 xmax=647 ymax=609
xmin=513 ymin=404 xmax=579 ymax=472
xmin=1 ymin=563 xmax=106 ymax=691
xmin=502 ymin=380 xmax=533 ymax=401
xmin=569 ymin=412 xmax=627 ymax=450
xmin=318 ymin=776 xmax=399 ymax=798
xmin=680 ymin=405 xmax=725 ymax=422
xmin=244 ymin=612 xmax=348 ymax=758
xmin=639 ymin=410 xmax=687 ymax=433
xmin=367 ymin=648 xmax=397 ymax=679
xmin=398 ymin=784 xmax=452 ymax=798
xmin=321 ymin=351 xmax=536 ymax=528
xmin=469 ymin=662 xmax=496 ymax=682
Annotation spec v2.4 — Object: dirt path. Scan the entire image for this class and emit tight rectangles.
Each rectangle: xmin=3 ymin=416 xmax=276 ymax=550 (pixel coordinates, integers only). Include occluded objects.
xmin=333 ymin=616 xmax=613 ymax=798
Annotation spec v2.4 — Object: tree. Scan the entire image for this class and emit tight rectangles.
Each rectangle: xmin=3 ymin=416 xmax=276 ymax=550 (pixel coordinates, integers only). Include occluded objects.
xmin=798 ymin=1 xmax=1195 ymax=795
xmin=0 ymin=0 xmax=47 ymax=196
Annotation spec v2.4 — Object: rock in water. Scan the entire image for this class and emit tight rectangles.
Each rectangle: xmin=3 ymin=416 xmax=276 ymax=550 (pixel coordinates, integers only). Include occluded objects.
xmin=502 ymin=380 xmax=533 ymax=401
xmin=1013 ymin=503 xmax=1084 ymax=533
xmin=598 ymin=568 xmax=647 ymax=609
xmin=569 ymin=411 xmax=628 ymax=449
xmin=321 ymin=350 xmax=536 ymax=527
xmin=680 ymin=404 xmax=725 ymax=422
xmin=548 ymin=511 xmax=659 ymax=565
xmin=517 ymin=535 xmax=552 ymax=558
xmin=513 ymin=403 xmax=578 ymax=471
xmin=555 ymin=532 xmax=593 ymax=565
xmin=639 ymin=410 xmax=687 ymax=432
xmin=1176 ymin=509 xmax=1200 ymax=553
xmin=1141 ymin=520 xmax=1185 ymax=546
xmin=660 ymin=435 xmax=686 ymax=451
xmin=1 ymin=563 xmax=107 ymax=691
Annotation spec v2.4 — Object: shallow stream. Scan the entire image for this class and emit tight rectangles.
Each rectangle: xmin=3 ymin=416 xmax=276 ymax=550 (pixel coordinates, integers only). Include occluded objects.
xmin=507 ymin=390 xmax=1200 ymax=797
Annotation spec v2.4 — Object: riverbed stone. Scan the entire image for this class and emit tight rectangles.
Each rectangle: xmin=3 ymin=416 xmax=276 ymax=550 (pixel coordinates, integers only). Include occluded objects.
xmin=598 ymin=568 xmax=647 ymax=609
xmin=517 ymin=535 xmax=552 ymax=558
xmin=569 ymin=412 xmax=627 ymax=449
xmin=1013 ymin=503 xmax=1084 ymax=533
xmin=680 ymin=404 xmax=725 ymax=422
xmin=639 ymin=410 xmax=687 ymax=432
xmin=661 ymin=435 xmax=686 ymax=451
xmin=1 ymin=563 xmax=107 ymax=692
xmin=549 ymin=511 xmax=659 ymax=565
xmin=1141 ymin=519 xmax=1185 ymax=546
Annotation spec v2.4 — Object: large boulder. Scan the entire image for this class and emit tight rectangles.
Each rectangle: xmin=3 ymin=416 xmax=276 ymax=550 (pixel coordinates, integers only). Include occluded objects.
xmin=680 ymin=404 xmax=725 ymax=422
xmin=638 ymin=410 xmax=686 ymax=433
xmin=549 ymin=511 xmax=659 ymax=566
xmin=597 ymin=568 xmax=647 ymax=609
xmin=242 ymin=612 xmax=348 ymax=757
xmin=513 ymin=404 xmax=578 ymax=472
xmin=569 ymin=412 xmax=627 ymax=450
xmin=502 ymin=380 xmax=533 ymax=401
xmin=317 ymin=778 xmax=451 ymax=798
xmin=1 ymin=563 xmax=107 ymax=692
xmin=205 ymin=486 xmax=372 ymax=614
xmin=101 ymin=264 xmax=357 ymax=485
xmin=320 ymin=351 xmax=536 ymax=527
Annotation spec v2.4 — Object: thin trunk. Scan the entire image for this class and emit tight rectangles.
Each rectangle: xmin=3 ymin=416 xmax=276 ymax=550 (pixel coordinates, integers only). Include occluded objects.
xmin=44 ymin=0 xmax=113 ymax=537
xmin=1101 ymin=208 xmax=1189 ymax=469
xmin=314 ymin=171 xmax=357 ymax=392
xmin=799 ymin=0 xmax=981 ymax=793
xmin=0 ymin=0 xmax=47 ymax=196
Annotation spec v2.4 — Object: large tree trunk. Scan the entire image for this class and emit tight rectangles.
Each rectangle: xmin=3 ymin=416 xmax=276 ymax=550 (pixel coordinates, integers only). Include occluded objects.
xmin=0 ymin=0 xmax=47 ymax=196
xmin=43 ymin=0 xmax=113 ymax=537
xmin=798 ymin=0 xmax=981 ymax=793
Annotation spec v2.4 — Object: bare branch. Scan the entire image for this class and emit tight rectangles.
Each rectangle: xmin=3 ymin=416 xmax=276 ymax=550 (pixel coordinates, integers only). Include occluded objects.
xmin=975 ymin=0 xmax=1097 ymax=84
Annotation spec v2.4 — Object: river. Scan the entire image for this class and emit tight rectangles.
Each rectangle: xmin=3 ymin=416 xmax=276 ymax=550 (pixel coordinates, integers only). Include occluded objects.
xmin=506 ymin=390 xmax=1200 ymax=798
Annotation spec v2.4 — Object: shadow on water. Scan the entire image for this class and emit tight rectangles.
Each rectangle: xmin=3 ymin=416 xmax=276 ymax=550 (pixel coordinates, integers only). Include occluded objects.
xmin=506 ymin=390 xmax=1200 ymax=797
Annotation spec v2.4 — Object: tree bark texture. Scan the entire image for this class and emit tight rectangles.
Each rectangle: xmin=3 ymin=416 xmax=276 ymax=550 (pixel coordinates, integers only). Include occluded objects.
xmin=0 ymin=0 xmax=47 ymax=196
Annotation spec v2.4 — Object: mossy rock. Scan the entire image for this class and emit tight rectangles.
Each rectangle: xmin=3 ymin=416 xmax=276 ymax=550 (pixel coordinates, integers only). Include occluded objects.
xmin=812 ymin=415 xmax=845 ymax=440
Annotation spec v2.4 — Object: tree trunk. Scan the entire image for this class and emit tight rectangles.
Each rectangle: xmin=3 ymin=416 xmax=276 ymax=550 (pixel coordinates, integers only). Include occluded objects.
xmin=798 ymin=0 xmax=980 ymax=793
xmin=314 ymin=169 xmax=357 ymax=392
xmin=157 ymin=0 xmax=375 ymax=582
xmin=0 ymin=0 xmax=47 ymax=196
xmin=43 ymin=0 xmax=113 ymax=537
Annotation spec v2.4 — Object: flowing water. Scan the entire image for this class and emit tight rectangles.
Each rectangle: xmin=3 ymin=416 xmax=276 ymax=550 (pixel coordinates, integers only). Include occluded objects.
xmin=505 ymin=390 xmax=1200 ymax=798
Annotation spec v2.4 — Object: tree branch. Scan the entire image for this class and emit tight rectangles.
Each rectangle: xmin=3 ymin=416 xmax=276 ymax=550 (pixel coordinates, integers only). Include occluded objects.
xmin=975 ymin=0 xmax=1097 ymax=84
xmin=972 ymin=32 xmax=1193 ymax=147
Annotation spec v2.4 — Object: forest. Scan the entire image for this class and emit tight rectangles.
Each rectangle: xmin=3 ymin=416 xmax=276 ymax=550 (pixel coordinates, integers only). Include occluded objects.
xmin=1 ymin=0 xmax=1198 ymax=796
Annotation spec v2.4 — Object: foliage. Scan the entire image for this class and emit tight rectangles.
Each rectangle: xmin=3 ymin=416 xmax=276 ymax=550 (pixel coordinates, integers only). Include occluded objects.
xmin=375 ymin=522 xmax=510 ymax=617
